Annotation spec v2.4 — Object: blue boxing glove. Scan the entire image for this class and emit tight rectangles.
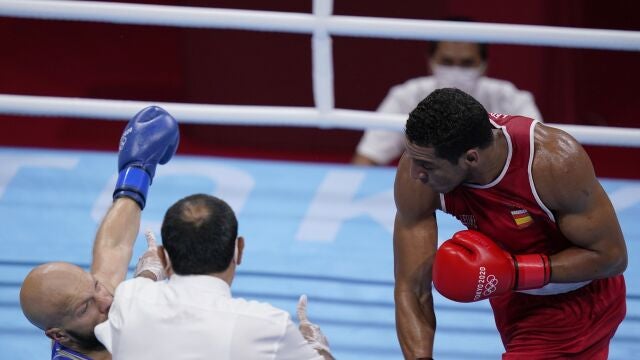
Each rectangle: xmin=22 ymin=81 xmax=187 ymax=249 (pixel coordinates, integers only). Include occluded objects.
xmin=113 ymin=106 xmax=179 ymax=209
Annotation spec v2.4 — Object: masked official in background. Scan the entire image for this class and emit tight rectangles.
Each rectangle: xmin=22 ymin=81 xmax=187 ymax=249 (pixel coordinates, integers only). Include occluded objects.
xmin=353 ymin=27 xmax=543 ymax=166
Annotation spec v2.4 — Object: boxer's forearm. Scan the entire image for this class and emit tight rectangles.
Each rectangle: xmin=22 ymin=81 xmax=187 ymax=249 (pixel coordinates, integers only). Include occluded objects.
xmin=395 ymin=289 xmax=435 ymax=359
xmin=91 ymin=197 xmax=141 ymax=290
xmin=550 ymin=245 xmax=626 ymax=282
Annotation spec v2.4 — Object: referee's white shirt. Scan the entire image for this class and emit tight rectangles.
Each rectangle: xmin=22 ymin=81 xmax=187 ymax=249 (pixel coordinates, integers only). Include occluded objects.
xmin=356 ymin=76 xmax=543 ymax=164
xmin=94 ymin=274 xmax=323 ymax=360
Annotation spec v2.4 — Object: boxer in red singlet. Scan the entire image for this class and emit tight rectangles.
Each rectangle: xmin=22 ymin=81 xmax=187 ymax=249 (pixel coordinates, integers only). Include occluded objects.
xmin=393 ymin=88 xmax=627 ymax=359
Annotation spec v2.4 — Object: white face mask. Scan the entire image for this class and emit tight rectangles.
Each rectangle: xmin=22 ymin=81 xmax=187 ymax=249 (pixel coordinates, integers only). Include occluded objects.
xmin=431 ymin=63 xmax=485 ymax=94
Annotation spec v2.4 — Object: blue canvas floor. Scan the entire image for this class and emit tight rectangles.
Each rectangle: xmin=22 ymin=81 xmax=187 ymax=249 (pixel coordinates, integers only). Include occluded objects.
xmin=1 ymin=147 xmax=638 ymax=359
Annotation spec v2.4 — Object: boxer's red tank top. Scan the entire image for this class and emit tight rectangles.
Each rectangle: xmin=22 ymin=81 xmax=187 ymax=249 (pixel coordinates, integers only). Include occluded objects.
xmin=440 ymin=113 xmax=570 ymax=255
xmin=439 ymin=114 xmax=626 ymax=357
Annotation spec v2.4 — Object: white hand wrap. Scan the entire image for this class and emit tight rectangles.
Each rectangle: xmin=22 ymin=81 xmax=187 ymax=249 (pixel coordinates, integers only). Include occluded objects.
xmin=296 ymin=295 xmax=333 ymax=358
xmin=134 ymin=230 xmax=167 ymax=281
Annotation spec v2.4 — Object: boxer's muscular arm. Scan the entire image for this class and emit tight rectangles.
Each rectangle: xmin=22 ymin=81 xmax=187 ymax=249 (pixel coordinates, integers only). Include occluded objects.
xmin=393 ymin=154 xmax=439 ymax=359
xmin=533 ymin=124 xmax=627 ymax=282
xmin=91 ymin=198 xmax=141 ymax=292
xmin=91 ymin=106 xmax=179 ymax=292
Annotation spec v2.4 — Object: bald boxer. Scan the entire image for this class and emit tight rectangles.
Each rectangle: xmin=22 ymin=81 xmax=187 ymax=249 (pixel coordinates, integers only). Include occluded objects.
xmin=20 ymin=106 xmax=180 ymax=360
xmin=393 ymin=88 xmax=627 ymax=359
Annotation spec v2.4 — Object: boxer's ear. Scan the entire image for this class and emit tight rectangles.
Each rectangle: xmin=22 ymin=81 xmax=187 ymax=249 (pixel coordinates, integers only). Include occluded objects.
xmin=464 ymin=149 xmax=479 ymax=165
xmin=46 ymin=327 xmax=69 ymax=343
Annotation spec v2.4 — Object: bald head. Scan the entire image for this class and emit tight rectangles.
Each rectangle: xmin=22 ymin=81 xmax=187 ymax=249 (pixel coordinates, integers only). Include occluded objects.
xmin=20 ymin=262 xmax=87 ymax=330
xmin=180 ymin=201 xmax=211 ymax=227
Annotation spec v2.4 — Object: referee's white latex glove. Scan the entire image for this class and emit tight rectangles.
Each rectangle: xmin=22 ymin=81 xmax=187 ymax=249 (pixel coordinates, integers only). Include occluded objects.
xmin=134 ymin=229 xmax=167 ymax=281
xmin=296 ymin=295 xmax=334 ymax=359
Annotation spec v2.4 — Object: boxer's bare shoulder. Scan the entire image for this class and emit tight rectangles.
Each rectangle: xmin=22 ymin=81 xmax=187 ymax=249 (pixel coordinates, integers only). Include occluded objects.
xmin=531 ymin=122 xmax=597 ymax=211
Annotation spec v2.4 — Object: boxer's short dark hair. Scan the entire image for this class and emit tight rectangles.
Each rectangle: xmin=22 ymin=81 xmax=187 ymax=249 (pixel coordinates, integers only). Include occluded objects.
xmin=405 ymin=88 xmax=492 ymax=164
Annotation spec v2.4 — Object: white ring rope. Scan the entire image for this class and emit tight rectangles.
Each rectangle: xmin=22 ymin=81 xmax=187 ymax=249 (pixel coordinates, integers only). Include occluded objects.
xmin=1 ymin=0 xmax=639 ymax=50
xmin=0 ymin=0 xmax=639 ymax=148
xmin=2 ymin=94 xmax=639 ymax=148
xmin=0 ymin=94 xmax=403 ymax=128
xmin=311 ymin=0 xmax=334 ymax=113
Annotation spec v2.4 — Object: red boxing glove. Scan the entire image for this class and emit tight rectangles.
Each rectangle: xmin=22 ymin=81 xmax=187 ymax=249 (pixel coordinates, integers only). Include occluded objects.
xmin=432 ymin=230 xmax=551 ymax=302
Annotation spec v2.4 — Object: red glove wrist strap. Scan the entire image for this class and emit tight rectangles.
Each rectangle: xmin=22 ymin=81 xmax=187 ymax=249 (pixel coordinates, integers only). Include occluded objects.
xmin=513 ymin=253 xmax=551 ymax=290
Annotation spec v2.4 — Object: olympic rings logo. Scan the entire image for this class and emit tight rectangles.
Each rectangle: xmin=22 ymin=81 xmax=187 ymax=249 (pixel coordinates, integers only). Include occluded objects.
xmin=474 ymin=267 xmax=499 ymax=300
xmin=483 ymin=275 xmax=499 ymax=296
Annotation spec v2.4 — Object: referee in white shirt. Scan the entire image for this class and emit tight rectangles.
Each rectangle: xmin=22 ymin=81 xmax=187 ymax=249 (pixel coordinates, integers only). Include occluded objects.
xmin=95 ymin=194 xmax=334 ymax=360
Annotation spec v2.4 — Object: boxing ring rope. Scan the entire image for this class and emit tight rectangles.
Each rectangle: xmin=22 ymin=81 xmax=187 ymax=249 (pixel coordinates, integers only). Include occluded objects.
xmin=1 ymin=0 xmax=640 ymax=147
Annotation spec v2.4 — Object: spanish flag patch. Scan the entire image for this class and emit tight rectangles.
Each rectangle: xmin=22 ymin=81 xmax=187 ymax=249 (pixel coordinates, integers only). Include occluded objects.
xmin=511 ymin=209 xmax=533 ymax=228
